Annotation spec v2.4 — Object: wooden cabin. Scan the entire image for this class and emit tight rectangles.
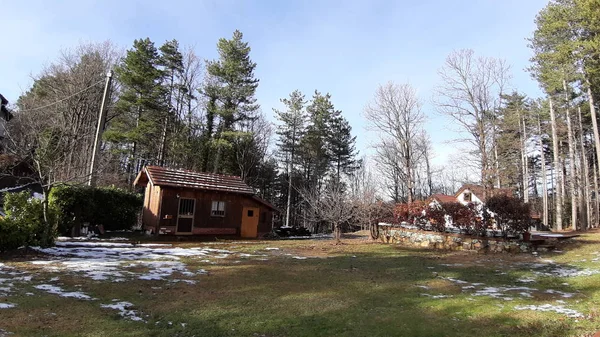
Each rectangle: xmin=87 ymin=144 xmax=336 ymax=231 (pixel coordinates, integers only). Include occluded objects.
xmin=134 ymin=166 xmax=278 ymax=238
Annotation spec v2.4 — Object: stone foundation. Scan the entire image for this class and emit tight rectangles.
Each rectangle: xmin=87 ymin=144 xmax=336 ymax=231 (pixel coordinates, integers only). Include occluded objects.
xmin=378 ymin=226 xmax=533 ymax=253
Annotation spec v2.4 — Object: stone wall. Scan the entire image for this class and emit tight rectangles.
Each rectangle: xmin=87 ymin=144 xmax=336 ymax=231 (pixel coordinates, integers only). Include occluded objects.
xmin=379 ymin=225 xmax=533 ymax=253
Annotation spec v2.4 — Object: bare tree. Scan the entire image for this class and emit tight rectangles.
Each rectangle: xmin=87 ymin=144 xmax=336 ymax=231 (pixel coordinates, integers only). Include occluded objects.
xmin=364 ymin=82 xmax=425 ymax=203
xmin=301 ymin=183 xmax=356 ymax=243
xmin=350 ymin=159 xmax=382 ymax=239
xmin=232 ymin=112 xmax=272 ymax=184
xmin=434 ymin=49 xmax=511 ymax=200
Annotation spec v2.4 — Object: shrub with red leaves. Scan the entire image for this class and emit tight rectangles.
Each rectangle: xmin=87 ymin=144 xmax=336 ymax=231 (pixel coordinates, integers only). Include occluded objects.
xmin=485 ymin=195 xmax=531 ymax=238
xmin=393 ymin=201 xmax=428 ymax=228
xmin=425 ymin=205 xmax=447 ymax=232
xmin=442 ymin=202 xmax=489 ymax=236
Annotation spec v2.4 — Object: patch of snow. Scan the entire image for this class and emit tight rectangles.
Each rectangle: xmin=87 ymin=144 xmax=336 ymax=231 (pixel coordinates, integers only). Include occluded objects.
xmin=264 ymin=247 xmax=280 ymax=251
xmin=0 ymin=328 xmax=14 ymax=336
xmin=101 ymin=301 xmax=144 ymax=322
xmin=544 ymin=289 xmax=576 ymax=298
xmin=34 ymin=284 xmax=93 ymax=300
xmin=292 ymin=256 xmax=307 ymax=260
xmin=421 ymin=293 xmax=452 ymax=299
xmin=0 ymin=303 xmax=16 ymax=309
xmin=29 ymin=243 xmax=231 ymax=284
xmin=517 ymin=278 xmax=536 ymax=283
xmin=514 ymin=304 xmax=583 ymax=318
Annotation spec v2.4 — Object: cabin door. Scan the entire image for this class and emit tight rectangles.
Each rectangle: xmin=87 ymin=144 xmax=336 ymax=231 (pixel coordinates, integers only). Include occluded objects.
xmin=176 ymin=198 xmax=195 ymax=234
xmin=240 ymin=207 xmax=259 ymax=238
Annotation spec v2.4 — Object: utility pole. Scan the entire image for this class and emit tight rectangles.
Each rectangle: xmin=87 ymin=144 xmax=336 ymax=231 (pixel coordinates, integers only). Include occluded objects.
xmin=88 ymin=70 xmax=113 ymax=187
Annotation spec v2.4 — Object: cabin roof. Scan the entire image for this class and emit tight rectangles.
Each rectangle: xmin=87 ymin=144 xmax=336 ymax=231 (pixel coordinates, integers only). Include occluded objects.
xmin=134 ymin=166 xmax=256 ymax=195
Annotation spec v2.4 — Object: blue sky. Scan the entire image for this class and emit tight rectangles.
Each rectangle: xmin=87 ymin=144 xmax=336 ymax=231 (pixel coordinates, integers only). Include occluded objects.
xmin=2 ymin=0 xmax=548 ymax=169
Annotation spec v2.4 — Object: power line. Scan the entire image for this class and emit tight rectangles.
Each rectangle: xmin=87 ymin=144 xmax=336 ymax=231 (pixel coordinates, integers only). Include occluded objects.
xmin=16 ymin=79 xmax=105 ymax=113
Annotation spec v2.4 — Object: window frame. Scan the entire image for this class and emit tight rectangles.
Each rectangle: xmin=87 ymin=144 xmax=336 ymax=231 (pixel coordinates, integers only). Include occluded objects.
xmin=464 ymin=192 xmax=472 ymax=202
xmin=211 ymin=200 xmax=226 ymax=217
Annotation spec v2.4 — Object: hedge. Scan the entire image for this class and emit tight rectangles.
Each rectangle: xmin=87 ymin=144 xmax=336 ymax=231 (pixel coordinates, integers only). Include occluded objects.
xmin=49 ymin=185 xmax=143 ymax=234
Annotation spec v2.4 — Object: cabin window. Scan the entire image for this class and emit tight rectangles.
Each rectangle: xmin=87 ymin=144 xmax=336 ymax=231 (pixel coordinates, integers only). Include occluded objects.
xmin=211 ymin=201 xmax=226 ymax=217
xmin=178 ymin=198 xmax=195 ymax=216
xmin=464 ymin=192 xmax=472 ymax=202
xmin=247 ymin=210 xmax=254 ymax=217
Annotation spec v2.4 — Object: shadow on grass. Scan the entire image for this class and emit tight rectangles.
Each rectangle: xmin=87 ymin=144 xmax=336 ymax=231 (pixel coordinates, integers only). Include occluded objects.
xmin=136 ymin=249 xmax=595 ymax=337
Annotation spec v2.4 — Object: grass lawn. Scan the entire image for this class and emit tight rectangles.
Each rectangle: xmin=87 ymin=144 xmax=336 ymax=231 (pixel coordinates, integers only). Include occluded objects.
xmin=1 ymin=231 xmax=600 ymax=337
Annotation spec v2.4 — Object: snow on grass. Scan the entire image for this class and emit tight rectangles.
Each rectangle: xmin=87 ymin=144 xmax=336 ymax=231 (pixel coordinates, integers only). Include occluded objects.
xmin=29 ymin=242 xmax=235 ymax=284
xmin=34 ymin=284 xmax=94 ymax=300
xmin=517 ymin=277 xmax=536 ymax=283
xmin=420 ymin=293 xmax=452 ymax=299
xmin=0 ymin=264 xmax=33 ymax=296
xmin=0 ymin=303 xmax=17 ymax=309
xmin=264 ymin=247 xmax=280 ymax=251
xmin=0 ymin=328 xmax=14 ymax=336
xmin=57 ymin=236 xmax=130 ymax=242
xmin=101 ymin=301 xmax=144 ymax=322
xmin=520 ymin=261 xmax=600 ymax=278
xmin=441 ymin=276 xmax=576 ymax=300
xmin=514 ymin=304 xmax=584 ymax=318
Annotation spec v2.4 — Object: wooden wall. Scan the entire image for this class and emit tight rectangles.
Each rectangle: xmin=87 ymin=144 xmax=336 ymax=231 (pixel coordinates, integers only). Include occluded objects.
xmin=141 ymin=183 xmax=162 ymax=233
xmin=142 ymin=186 xmax=273 ymax=237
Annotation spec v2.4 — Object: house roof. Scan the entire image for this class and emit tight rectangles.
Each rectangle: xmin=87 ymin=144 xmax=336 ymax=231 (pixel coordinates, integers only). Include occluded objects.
xmin=134 ymin=166 xmax=255 ymax=195
xmin=454 ymin=184 xmax=513 ymax=202
xmin=427 ymin=194 xmax=457 ymax=204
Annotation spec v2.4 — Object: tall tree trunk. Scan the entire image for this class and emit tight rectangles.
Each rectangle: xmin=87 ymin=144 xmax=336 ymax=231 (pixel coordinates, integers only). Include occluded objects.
xmin=285 ymin=124 xmax=297 ymax=228
xmin=586 ymin=84 xmax=600 ymax=183
xmin=158 ymin=72 xmax=175 ymax=165
xmin=549 ymin=97 xmax=563 ymax=231
xmin=537 ymin=113 xmax=549 ymax=228
xmin=564 ymin=80 xmax=577 ymax=230
xmin=519 ymin=112 xmax=529 ymax=202
xmin=577 ymin=107 xmax=589 ymax=230
xmin=493 ymin=126 xmax=501 ymax=188
xmin=425 ymin=148 xmax=433 ymax=195
xmin=594 ymin=159 xmax=600 ymax=228
xmin=406 ymin=142 xmax=414 ymax=203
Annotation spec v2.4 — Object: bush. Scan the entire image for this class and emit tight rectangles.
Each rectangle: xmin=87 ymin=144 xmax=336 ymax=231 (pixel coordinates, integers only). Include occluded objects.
xmin=49 ymin=185 xmax=143 ymax=235
xmin=393 ymin=201 xmax=428 ymax=228
xmin=442 ymin=202 xmax=489 ymax=236
xmin=485 ymin=195 xmax=531 ymax=238
xmin=0 ymin=191 xmax=58 ymax=251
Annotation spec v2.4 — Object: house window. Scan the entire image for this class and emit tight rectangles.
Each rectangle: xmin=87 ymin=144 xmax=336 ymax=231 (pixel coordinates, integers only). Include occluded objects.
xmin=211 ymin=201 xmax=226 ymax=217
xmin=247 ymin=210 xmax=254 ymax=217
xmin=464 ymin=192 xmax=472 ymax=202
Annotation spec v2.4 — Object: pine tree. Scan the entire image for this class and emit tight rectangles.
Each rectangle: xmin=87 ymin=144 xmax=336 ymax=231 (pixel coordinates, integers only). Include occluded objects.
xmin=326 ymin=110 xmax=358 ymax=183
xmin=301 ymin=91 xmax=334 ymax=190
xmin=107 ymin=38 xmax=165 ymax=183
xmin=157 ymin=39 xmax=184 ymax=164
xmin=274 ymin=90 xmax=306 ymax=228
xmin=204 ymin=30 xmax=260 ymax=174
